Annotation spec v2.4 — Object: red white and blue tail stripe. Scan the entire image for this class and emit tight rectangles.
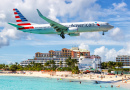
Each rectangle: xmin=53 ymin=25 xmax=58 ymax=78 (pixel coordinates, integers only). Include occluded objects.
xmin=13 ymin=8 xmax=28 ymax=22
xmin=13 ymin=8 xmax=34 ymax=30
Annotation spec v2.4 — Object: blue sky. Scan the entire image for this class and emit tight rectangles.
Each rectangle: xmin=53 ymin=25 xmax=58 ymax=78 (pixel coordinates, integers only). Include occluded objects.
xmin=0 ymin=0 xmax=130 ymax=64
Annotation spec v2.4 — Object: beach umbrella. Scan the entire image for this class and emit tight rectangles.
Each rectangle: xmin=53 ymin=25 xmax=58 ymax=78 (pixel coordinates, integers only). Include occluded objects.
xmin=85 ymin=70 xmax=90 ymax=73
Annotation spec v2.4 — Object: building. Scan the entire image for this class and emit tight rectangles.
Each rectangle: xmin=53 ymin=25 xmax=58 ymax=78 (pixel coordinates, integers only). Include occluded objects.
xmin=20 ymin=47 xmax=101 ymax=69
xmin=20 ymin=47 xmax=90 ymax=67
xmin=20 ymin=57 xmax=69 ymax=67
xmin=78 ymin=55 xmax=101 ymax=71
xmin=116 ymin=55 xmax=130 ymax=67
xmin=71 ymin=47 xmax=90 ymax=58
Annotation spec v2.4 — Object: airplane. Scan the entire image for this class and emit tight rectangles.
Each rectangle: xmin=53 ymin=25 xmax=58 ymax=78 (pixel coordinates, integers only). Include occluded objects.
xmin=8 ymin=8 xmax=114 ymax=39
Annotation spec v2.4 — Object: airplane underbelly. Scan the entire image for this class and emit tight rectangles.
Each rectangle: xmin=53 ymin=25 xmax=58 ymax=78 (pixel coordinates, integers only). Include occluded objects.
xmin=21 ymin=28 xmax=59 ymax=34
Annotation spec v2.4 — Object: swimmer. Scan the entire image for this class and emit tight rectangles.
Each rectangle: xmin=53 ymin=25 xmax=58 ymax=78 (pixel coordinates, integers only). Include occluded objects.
xmin=100 ymin=85 xmax=102 ymax=88
xmin=80 ymin=81 xmax=81 ymax=84
xmin=57 ymin=79 xmax=59 ymax=80
xmin=111 ymin=85 xmax=113 ymax=88
xmin=95 ymin=81 xmax=98 ymax=84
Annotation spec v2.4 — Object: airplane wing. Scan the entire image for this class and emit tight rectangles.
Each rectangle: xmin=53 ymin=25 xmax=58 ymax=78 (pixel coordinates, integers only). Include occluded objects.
xmin=37 ymin=9 xmax=68 ymax=32
xmin=8 ymin=23 xmax=23 ymax=28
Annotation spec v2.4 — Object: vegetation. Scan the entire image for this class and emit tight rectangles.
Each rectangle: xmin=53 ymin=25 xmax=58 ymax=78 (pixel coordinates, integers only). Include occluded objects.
xmin=0 ymin=57 xmax=79 ymax=74
xmin=101 ymin=61 xmax=123 ymax=69
xmin=101 ymin=61 xmax=130 ymax=72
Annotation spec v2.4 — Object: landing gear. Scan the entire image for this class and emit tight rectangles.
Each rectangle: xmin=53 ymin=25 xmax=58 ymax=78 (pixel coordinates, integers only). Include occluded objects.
xmin=60 ymin=31 xmax=65 ymax=39
xmin=102 ymin=31 xmax=104 ymax=35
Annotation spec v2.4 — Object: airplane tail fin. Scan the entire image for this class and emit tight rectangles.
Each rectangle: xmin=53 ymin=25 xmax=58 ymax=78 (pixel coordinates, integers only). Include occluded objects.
xmin=13 ymin=8 xmax=28 ymax=23
xmin=12 ymin=8 xmax=33 ymax=28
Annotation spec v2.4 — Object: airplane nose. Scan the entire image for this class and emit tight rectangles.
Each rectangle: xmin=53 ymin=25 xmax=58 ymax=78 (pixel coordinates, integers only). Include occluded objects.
xmin=109 ymin=25 xmax=114 ymax=29
xmin=111 ymin=26 xmax=114 ymax=29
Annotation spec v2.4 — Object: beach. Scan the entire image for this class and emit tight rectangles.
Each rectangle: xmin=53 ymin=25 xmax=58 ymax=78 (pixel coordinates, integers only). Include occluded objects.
xmin=0 ymin=71 xmax=130 ymax=89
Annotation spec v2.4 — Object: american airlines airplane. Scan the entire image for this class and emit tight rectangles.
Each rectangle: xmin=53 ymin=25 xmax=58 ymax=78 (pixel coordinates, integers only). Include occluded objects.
xmin=8 ymin=8 xmax=114 ymax=39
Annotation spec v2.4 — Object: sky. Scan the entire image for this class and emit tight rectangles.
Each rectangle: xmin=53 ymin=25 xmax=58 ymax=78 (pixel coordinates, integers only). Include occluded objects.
xmin=0 ymin=0 xmax=130 ymax=64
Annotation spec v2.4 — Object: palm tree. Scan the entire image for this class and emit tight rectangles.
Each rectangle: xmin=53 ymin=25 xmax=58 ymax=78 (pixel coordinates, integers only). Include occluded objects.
xmin=59 ymin=61 xmax=63 ymax=67
xmin=65 ymin=57 xmax=78 ymax=68
xmin=72 ymin=66 xmax=79 ymax=74
xmin=116 ymin=62 xmax=123 ymax=68
xmin=15 ymin=62 xmax=18 ymax=65
xmin=44 ymin=61 xmax=50 ymax=68
xmin=49 ymin=60 xmax=55 ymax=67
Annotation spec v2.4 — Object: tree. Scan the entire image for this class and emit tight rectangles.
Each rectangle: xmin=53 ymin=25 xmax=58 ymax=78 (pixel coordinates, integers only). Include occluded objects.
xmin=101 ymin=62 xmax=107 ymax=69
xmin=15 ymin=62 xmax=18 ymax=65
xmin=116 ymin=62 xmax=123 ymax=68
xmin=59 ymin=61 xmax=63 ymax=67
xmin=10 ymin=65 xmax=17 ymax=71
xmin=65 ymin=57 xmax=77 ymax=68
xmin=49 ymin=60 xmax=55 ymax=67
xmin=44 ymin=61 xmax=50 ymax=68
xmin=72 ymin=66 xmax=79 ymax=74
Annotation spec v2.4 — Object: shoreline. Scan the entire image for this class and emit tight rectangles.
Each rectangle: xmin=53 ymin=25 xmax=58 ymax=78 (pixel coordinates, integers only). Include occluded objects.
xmin=0 ymin=72 xmax=130 ymax=89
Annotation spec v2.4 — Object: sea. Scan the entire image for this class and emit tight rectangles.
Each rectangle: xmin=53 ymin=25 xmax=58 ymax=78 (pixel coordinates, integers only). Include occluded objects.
xmin=0 ymin=76 xmax=128 ymax=90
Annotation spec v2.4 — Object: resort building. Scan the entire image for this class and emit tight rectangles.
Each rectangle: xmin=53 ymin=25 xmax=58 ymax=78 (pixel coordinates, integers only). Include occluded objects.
xmin=116 ymin=55 xmax=130 ymax=68
xmin=78 ymin=55 xmax=101 ymax=71
xmin=20 ymin=47 xmax=101 ymax=70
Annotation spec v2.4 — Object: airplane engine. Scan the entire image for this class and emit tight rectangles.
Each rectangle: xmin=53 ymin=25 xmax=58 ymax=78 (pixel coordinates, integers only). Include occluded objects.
xmin=67 ymin=27 xmax=78 ymax=33
xmin=69 ymin=33 xmax=80 ymax=36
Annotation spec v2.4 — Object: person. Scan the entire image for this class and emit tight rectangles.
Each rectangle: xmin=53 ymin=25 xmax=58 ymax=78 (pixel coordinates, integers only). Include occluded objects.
xmin=95 ymin=81 xmax=98 ymax=84
xmin=80 ymin=81 xmax=81 ymax=84
xmin=111 ymin=85 xmax=113 ymax=88
xmin=122 ymin=78 xmax=123 ymax=82
xmin=100 ymin=85 xmax=102 ymax=88
xmin=116 ymin=76 xmax=117 ymax=78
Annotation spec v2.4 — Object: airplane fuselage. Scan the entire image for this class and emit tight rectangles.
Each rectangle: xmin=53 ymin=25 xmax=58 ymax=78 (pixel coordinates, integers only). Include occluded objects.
xmin=20 ymin=22 xmax=114 ymax=34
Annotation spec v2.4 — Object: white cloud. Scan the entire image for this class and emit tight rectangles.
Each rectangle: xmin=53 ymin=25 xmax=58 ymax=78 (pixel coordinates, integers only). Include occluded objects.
xmin=109 ymin=27 xmax=124 ymax=41
xmin=80 ymin=32 xmax=101 ymax=40
xmin=0 ymin=13 xmax=6 ymax=19
xmin=112 ymin=2 xmax=127 ymax=11
xmin=0 ymin=28 xmax=32 ymax=48
xmin=94 ymin=43 xmax=130 ymax=62
xmin=79 ymin=43 xmax=89 ymax=50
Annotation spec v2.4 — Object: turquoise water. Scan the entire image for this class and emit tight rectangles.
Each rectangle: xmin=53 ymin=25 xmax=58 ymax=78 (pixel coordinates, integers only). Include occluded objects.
xmin=0 ymin=76 xmax=128 ymax=90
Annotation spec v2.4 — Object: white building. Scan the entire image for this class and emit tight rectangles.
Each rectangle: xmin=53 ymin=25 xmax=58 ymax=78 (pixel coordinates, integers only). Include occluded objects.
xmin=78 ymin=55 xmax=101 ymax=71
xmin=20 ymin=57 xmax=78 ymax=67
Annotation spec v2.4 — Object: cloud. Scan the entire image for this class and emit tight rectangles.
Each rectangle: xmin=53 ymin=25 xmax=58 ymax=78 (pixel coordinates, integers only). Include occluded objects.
xmin=79 ymin=43 xmax=89 ymax=50
xmin=112 ymin=2 xmax=127 ymax=11
xmin=109 ymin=27 xmax=124 ymax=41
xmin=94 ymin=43 xmax=130 ymax=62
xmin=0 ymin=13 xmax=6 ymax=19
xmin=0 ymin=28 xmax=32 ymax=48
xmin=80 ymin=32 xmax=101 ymax=40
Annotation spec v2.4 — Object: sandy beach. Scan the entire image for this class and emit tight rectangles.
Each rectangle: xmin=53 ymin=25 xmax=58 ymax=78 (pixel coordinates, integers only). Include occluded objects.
xmin=0 ymin=71 xmax=130 ymax=89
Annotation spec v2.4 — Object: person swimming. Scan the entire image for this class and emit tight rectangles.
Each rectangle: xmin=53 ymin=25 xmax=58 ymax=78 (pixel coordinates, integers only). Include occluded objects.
xmin=80 ymin=81 xmax=81 ymax=84
xmin=111 ymin=85 xmax=113 ymax=88
xmin=100 ymin=85 xmax=102 ymax=88
xmin=95 ymin=81 xmax=98 ymax=84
